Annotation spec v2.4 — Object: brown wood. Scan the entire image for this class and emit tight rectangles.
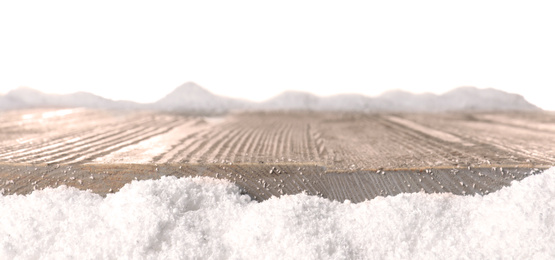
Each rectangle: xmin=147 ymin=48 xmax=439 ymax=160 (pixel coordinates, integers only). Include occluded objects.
xmin=1 ymin=108 xmax=553 ymax=201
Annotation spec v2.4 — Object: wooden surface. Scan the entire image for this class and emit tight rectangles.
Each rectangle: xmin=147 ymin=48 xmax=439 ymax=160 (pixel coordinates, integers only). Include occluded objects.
xmin=1 ymin=108 xmax=554 ymax=201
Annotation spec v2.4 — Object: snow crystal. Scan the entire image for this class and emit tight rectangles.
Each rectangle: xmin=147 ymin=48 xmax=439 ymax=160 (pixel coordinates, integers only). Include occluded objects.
xmin=1 ymin=168 xmax=555 ymax=259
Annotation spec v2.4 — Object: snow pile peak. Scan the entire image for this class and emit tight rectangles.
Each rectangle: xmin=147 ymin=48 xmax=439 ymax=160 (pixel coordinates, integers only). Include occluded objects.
xmin=152 ymin=82 xmax=252 ymax=113
xmin=257 ymin=86 xmax=539 ymax=112
xmin=1 ymin=168 xmax=555 ymax=259
xmin=0 ymin=84 xmax=540 ymax=112
xmin=0 ymin=87 xmax=140 ymax=110
xmin=260 ymin=91 xmax=321 ymax=110
xmin=441 ymin=86 xmax=538 ymax=111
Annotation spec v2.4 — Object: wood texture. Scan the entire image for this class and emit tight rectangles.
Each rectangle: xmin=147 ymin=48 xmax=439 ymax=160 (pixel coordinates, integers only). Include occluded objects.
xmin=1 ymin=108 xmax=553 ymax=201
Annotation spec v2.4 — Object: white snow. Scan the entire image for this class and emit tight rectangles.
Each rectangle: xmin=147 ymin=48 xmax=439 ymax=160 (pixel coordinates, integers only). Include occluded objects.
xmin=1 ymin=168 xmax=555 ymax=259
xmin=257 ymin=86 xmax=539 ymax=112
xmin=0 ymin=87 xmax=141 ymax=110
xmin=1 ymin=84 xmax=539 ymax=112
xmin=152 ymin=82 xmax=251 ymax=112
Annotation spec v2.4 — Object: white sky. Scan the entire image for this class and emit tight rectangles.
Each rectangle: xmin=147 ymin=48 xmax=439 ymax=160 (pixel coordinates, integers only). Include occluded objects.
xmin=1 ymin=1 xmax=554 ymax=110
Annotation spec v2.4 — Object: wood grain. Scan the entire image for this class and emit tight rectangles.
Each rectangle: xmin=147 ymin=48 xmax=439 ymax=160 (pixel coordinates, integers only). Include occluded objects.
xmin=1 ymin=108 xmax=553 ymax=201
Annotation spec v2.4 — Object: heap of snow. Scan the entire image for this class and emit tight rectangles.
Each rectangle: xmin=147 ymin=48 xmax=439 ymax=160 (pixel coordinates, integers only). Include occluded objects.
xmin=260 ymin=91 xmax=392 ymax=111
xmin=259 ymin=86 xmax=539 ymax=112
xmin=259 ymin=91 xmax=321 ymax=110
xmin=320 ymin=93 xmax=391 ymax=111
xmin=440 ymin=86 xmax=539 ymax=111
xmin=151 ymin=82 xmax=252 ymax=113
xmin=0 ymin=87 xmax=140 ymax=110
xmin=1 ymin=168 xmax=554 ymax=259
xmin=0 ymin=83 xmax=540 ymax=112
xmin=377 ymin=90 xmax=440 ymax=111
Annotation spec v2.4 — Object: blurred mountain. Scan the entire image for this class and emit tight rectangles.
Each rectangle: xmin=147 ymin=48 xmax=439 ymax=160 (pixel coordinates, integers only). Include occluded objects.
xmin=0 ymin=84 xmax=540 ymax=112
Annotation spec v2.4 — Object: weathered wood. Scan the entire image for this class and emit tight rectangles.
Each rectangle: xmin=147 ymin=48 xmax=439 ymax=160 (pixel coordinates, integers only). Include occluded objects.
xmin=1 ymin=108 xmax=554 ymax=201
xmin=0 ymin=163 xmax=546 ymax=202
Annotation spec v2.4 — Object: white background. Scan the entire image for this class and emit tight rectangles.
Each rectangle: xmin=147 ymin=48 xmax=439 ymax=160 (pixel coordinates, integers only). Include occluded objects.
xmin=1 ymin=1 xmax=554 ymax=109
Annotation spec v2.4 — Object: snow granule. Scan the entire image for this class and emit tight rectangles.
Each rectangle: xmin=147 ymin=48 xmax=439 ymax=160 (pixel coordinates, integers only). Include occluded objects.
xmin=1 ymin=168 xmax=555 ymax=259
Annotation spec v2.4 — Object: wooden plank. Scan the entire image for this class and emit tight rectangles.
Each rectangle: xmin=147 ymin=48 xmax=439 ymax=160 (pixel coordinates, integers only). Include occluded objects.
xmin=1 ymin=109 xmax=554 ymax=201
